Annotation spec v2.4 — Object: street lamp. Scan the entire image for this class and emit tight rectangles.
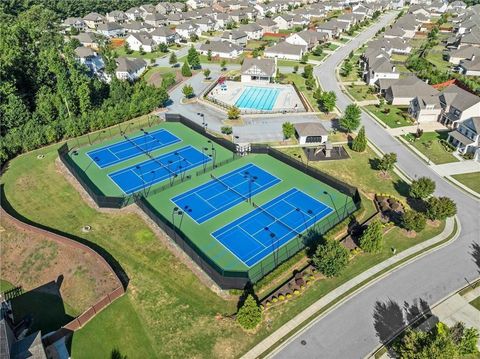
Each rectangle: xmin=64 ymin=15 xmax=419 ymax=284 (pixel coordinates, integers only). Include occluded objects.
xmin=323 ymin=190 xmax=341 ymax=223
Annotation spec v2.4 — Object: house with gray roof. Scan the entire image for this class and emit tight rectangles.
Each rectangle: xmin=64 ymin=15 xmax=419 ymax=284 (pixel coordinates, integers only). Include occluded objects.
xmin=238 ymin=23 xmax=263 ymax=40
xmin=83 ymin=12 xmax=105 ymax=29
xmin=286 ymin=30 xmax=327 ymax=51
xmin=144 ymin=13 xmax=168 ymax=27
xmin=385 ymin=76 xmax=438 ymax=105
xmin=199 ymin=41 xmax=243 ymax=58
xmin=264 ymin=41 xmax=305 ymax=61
xmin=240 ymin=58 xmax=276 ymax=83
xmin=96 ymin=22 xmax=125 ymax=38
xmin=151 ymin=26 xmax=178 ymax=45
xmin=409 ymin=94 xmax=443 ymax=123
xmin=115 ymin=57 xmax=147 ymax=81
xmin=106 ymin=10 xmax=127 ymax=23
xmin=439 ymin=85 xmax=480 ymax=127
xmin=221 ymin=30 xmax=248 ymax=46
xmin=257 ymin=18 xmax=279 ymax=33
xmin=447 ymin=117 xmax=480 ymax=161
xmin=61 ymin=17 xmax=86 ymax=32
xmin=459 ymin=55 xmax=480 ymax=76
xmin=74 ymin=46 xmax=104 ymax=74
xmin=126 ymin=33 xmax=157 ymax=52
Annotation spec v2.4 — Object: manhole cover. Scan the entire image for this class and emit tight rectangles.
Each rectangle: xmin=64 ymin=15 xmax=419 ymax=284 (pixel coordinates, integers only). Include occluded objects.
xmin=301 ymin=340 xmax=307 ymax=346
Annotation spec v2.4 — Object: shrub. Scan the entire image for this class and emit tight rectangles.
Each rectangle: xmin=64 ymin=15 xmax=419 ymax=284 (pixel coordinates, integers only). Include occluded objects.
xmin=221 ymin=126 xmax=233 ymax=135
xmin=426 ymin=196 xmax=457 ymax=221
xmin=351 ymin=126 xmax=367 ymax=152
xmin=237 ymin=294 xmax=262 ymax=330
xmin=402 ymin=210 xmax=427 ymax=233
xmin=272 ymin=297 xmax=278 ymax=303
xmin=286 ymin=293 xmax=292 ymax=298
xmin=312 ymin=239 xmax=349 ymax=277
xmin=409 ymin=177 xmax=436 ymax=199
xmin=359 ymin=220 xmax=383 ymax=253
xmin=227 ymin=106 xmax=240 ymax=120
xmin=294 ymin=290 xmax=300 ymax=295
xmin=282 ymin=122 xmax=295 ymax=139
xmin=279 ymin=295 xmax=285 ymax=301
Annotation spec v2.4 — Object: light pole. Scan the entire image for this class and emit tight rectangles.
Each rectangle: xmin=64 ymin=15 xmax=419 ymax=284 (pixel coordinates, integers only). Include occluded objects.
xmin=207 ymin=140 xmax=216 ymax=168
xmin=198 ymin=112 xmax=206 ymax=131
xmin=323 ymin=190 xmax=341 ymax=223
xmin=172 ymin=206 xmax=179 ymax=241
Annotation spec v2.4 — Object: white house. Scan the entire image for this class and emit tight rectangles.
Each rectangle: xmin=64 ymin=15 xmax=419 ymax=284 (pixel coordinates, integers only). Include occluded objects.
xmin=199 ymin=41 xmax=243 ymax=58
xmin=238 ymin=23 xmax=263 ymax=40
xmin=151 ymin=27 xmax=178 ymax=45
xmin=96 ymin=22 xmax=125 ymax=38
xmin=106 ymin=10 xmax=127 ymax=23
xmin=273 ymin=14 xmax=293 ymax=30
xmin=447 ymin=117 xmax=480 ymax=161
xmin=74 ymin=46 xmax=104 ymax=74
xmin=240 ymin=58 xmax=276 ymax=83
xmin=175 ymin=22 xmax=202 ymax=39
xmin=83 ymin=12 xmax=104 ymax=29
xmin=294 ymin=122 xmax=329 ymax=145
xmin=286 ymin=30 xmax=326 ymax=51
xmin=459 ymin=56 xmax=480 ymax=76
xmin=115 ymin=57 xmax=147 ymax=81
xmin=62 ymin=17 xmax=86 ymax=32
xmin=221 ymin=30 xmax=248 ymax=46
xmin=126 ymin=33 xmax=157 ymax=52
xmin=439 ymin=85 xmax=480 ymax=128
xmin=264 ymin=41 xmax=304 ymax=61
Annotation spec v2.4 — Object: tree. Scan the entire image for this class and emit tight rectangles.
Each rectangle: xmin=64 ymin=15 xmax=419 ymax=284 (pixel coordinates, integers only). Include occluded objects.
xmin=220 ymin=59 xmax=227 ymax=71
xmin=190 ymin=33 xmax=199 ymax=42
xmin=138 ymin=45 xmax=145 ymax=55
xmin=305 ymin=76 xmax=316 ymax=90
xmin=303 ymin=64 xmax=313 ymax=78
xmin=318 ymin=91 xmax=337 ymax=113
xmin=340 ymin=104 xmax=361 ymax=132
xmin=426 ymin=196 xmax=457 ymax=221
xmin=221 ymin=126 xmax=233 ymax=135
xmin=124 ymin=41 xmax=133 ymax=54
xmin=312 ymin=45 xmax=323 ymax=57
xmin=203 ymin=68 xmax=211 ymax=79
xmin=402 ymin=210 xmax=427 ymax=233
xmin=300 ymin=53 xmax=309 ymax=64
xmin=341 ymin=61 xmax=353 ymax=77
xmin=293 ymin=65 xmax=299 ymax=73
xmin=359 ymin=220 xmax=383 ymax=253
xmin=158 ymin=43 xmax=168 ymax=53
xmin=377 ymin=152 xmax=397 ymax=174
xmin=227 ymin=106 xmax=240 ymax=120
xmin=182 ymin=84 xmax=194 ymax=98
xmin=187 ymin=45 xmax=200 ymax=69
xmin=181 ymin=61 xmax=192 ymax=77
xmin=409 ymin=177 xmax=436 ymax=199
xmin=237 ymin=294 xmax=262 ymax=330
xmin=312 ymin=240 xmax=349 ymax=277
xmin=282 ymin=122 xmax=295 ymax=139
xmin=351 ymin=126 xmax=367 ymax=152
xmin=207 ymin=49 xmax=212 ymax=61
xmin=169 ymin=52 xmax=177 ymax=65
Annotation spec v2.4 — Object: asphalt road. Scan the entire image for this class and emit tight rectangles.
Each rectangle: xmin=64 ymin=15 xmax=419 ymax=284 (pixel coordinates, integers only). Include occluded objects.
xmin=273 ymin=11 xmax=480 ymax=359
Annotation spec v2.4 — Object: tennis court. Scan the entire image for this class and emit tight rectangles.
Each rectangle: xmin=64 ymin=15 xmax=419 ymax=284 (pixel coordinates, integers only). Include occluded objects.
xmin=109 ymin=146 xmax=211 ymax=195
xmin=87 ymin=129 xmax=181 ymax=168
xmin=171 ymin=163 xmax=281 ymax=224
xmin=212 ymin=188 xmax=333 ymax=267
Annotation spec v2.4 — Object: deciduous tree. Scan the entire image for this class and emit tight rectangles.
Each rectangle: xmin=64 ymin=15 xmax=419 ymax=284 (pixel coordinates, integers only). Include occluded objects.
xmin=312 ymin=240 xmax=349 ymax=277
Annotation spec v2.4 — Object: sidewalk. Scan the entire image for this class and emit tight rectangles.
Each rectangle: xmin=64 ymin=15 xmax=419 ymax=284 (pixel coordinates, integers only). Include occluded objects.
xmin=386 ymin=122 xmax=448 ymax=137
xmin=242 ymin=217 xmax=456 ymax=359
xmin=431 ymin=161 xmax=480 ymax=176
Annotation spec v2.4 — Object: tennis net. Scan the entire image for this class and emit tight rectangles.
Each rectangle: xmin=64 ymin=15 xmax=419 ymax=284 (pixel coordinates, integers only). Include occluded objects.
xmin=251 ymin=201 xmax=303 ymax=236
xmin=210 ymin=173 xmax=250 ymax=203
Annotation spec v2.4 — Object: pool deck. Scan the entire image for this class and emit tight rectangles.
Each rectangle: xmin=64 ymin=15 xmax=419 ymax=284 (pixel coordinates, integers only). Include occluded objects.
xmin=208 ymin=81 xmax=305 ymax=113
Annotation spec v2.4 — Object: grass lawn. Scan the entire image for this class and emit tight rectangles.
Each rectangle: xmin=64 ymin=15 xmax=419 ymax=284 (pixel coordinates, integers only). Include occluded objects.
xmin=391 ymin=53 xmax=408 ymax=63
xmin=326 ymin=43 xmax=340 ymax=51
xmin=283 ymin=73 xmax=320 ymax=112
xmin=277 ymin=59 xmax=303 ymax=67
xmin=246 ymin=40 xmax=267 ymax=49
xmin=470 ymin=296 xmax=480 ymax=311
xmin=365 ymin=105 xmax=414 ymax=128
xmin=1 ymin=125 xmax=448 ymax=358
xmin=309 ymin=53 xmax=327 ymax=62
xmin=426 ymin=51 xmax=451 ymax=72
xmin=452 ymin=172 xmax=480 ymax=194
xmin=346 ymin=85 xmax=377 ymax=102
xmin=115 ymin=45 xmax=169 ymax=60
xmin=143 ymin=66 xmax=175 ymax=82
xmin=340 ymin=57 xmax=361 ymax=82
xmin=339 ymin=37 xmax=350 ymax=43
xmin=0 ymin=279 xmax=15 ymax=293
xmin=402 ymin=131 xmax=459 ymax=165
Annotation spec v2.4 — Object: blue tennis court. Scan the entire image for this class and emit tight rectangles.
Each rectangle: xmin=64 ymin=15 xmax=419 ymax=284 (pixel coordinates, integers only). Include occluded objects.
xmin=171 ymin=163 xmax=281 ymax=224
xmin=87 ymin=129 xmax=181 ymax=168
xmin=235 ymin=86 xmax=280 ymax=111
xmin=108 ymin=146 xmax=211 ymax=195
xmin=212 ymin=188 xmax=333 ymax=267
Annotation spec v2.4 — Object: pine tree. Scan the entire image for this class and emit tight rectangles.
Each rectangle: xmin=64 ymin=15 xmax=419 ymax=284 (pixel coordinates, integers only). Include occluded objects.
xmin=351 ymin=126 xmax=367 ymax=152
xmin=237 ymin=295 xmax=262 ymax=330
xmin=359 ymin=220 xmax=383 ymax=253
xmin=181 ymin=61 xmax=192 ymax=77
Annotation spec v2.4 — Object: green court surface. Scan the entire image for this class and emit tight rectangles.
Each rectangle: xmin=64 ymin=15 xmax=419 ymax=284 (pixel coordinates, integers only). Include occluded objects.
xmin=66 ymin=122 xmax=233 ymax=197
xmin=66 ymin=121 xmax=356 ymax=283
xmin=142 ymin=154 xmax=355 ymax=282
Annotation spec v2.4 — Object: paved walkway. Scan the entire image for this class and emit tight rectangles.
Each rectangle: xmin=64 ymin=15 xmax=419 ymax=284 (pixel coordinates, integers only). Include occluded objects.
xmin=243 ymin=217 xmax=456 ymax=359
xmin=387 ymin=122 xmax=448 ymax=136
xmin=431 ymin=161 xmax=480 ymax=176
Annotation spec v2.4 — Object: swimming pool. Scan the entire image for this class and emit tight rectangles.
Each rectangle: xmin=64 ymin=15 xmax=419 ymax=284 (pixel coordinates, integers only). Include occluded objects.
xmin=235 ymin=86 xmax=280 ymax=111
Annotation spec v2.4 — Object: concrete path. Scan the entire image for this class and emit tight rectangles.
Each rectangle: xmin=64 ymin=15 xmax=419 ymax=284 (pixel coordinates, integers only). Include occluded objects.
xmin=431 ymin=161 xmax=480 ymax=176
xmin=271 ymin=10 xmax=480 ymax=359
xmin=386 ymin=122 xmax=448 ymax=136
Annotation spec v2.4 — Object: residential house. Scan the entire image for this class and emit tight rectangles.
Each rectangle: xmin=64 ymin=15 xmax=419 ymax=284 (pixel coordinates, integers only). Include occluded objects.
xmin=175 ymin=22 xmax=202 ymax=39
xmin=257 ymin=18 xmax=279 ymax=33
xmin=62 ymin=17 xmax=86 ymax=32
xmin=448 ymin=1 xmax=467 ymax=11
xmin=238 ymin=23 xmax=263 ymax=40
xmin=106 ymin=10 xmax=128 ymax=23
xmin=254 ymin=3 xmax=277 ymax=17
xmin=447 ymin=117 xmax=480 ymax=161
xmin=294 ymin=122 xmax=329 ymax=145
xmin=115 ymin=57 xmax=147 ymax=81
xmin=240 ymin=58 xmax=276 ymax=82
xmin=362 ymin=52 xmax=400 ymax=86
xmin=316 ymin=20 xmax=339 ymax=39
xmin=221 ymin=30 xmax=248 ymax=46
xmin=459 ymin=56 xmax=480 ymax=76
xmin=409 ymin=94 xmax=443 ymax=123
xmin=144 ymin=13 xmax=167 ymax=27
xmin=448 ymin=47 xmax=480 ymax=65
xmin=96 ymin=22 xmax=125 ymax=38
xmin=83 ymin=12 xmax=105 ymax=29
xmin=194 ymin=17 xmax=217 ymax=32
xmin=439 ymin=85 xmax=480 ymax=127
xmin=286 ymin=30 xmax=326 ymax=51
xmin=140 ymin=4 xmax=157 ymax=17
xmin=74 ymin=32 xmax=99 ymax=49
xmin=74 ymin=46 xmax=104 ymax=74
xmin=291 ymin=14 xmax=309 ymax=28
xmin=126 ymin=33 xmax=157 ymax=52
xmin=199 ymin=41 xmax=243 ymax=58
xmin=264 ymin=41 xmax=304 ymax=60
xmin=385 ymin=76 xmax=438 ymax=105
xmin=125 ymin=7 xmax=143 ymax=21
xmin=151 ymin=26 xmax=178 ymax=44
xmin=273 ymin=14 xmax=293 ymax=30
xmin=123 ymin=21 xmax=154 ymax=34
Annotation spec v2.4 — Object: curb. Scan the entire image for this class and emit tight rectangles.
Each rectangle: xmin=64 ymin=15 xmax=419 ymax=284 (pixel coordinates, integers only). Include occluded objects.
xmin=243 ymin=216 xmax=458 ymax=359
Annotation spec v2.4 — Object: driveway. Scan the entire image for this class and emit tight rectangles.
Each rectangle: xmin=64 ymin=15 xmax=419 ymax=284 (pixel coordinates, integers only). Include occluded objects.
xmin=273 ymin=11 xmax=480 ymax=359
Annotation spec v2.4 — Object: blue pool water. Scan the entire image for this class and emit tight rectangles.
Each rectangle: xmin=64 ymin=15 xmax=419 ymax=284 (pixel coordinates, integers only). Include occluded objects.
xmin=235 ymin=86 xmax=280 ymax=111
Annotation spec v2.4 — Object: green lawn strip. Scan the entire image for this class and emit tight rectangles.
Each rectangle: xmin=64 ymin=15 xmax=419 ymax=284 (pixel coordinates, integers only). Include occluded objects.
xmin=258 ymin=219 xmax=455 ymax=359
xmin=178 ymin=54 xmax=244 ymax=65
xmin=391 ymin=53 xmax=408 ymax=63
xmin=425 ymin=51 xmax=451 ymax=72
xmin=68 ymin=122 xmax=233 ymax=197
xmin=469 ymin=296 xmax=480 ymax=311
xmin=143 ymin=66 xmax=176 ymax=82
xmin=346 ymin=85 xmax=377 ymax=101
xmin=339 ymin=37 xmax=350 ymax=43
xmin=401 ymin=131 xmax=459 ymax=165
xmin=276 ymin=59 xmax=302 ymax=67
xmin=282 ymin=73 xmax=320 ymax=112
xmin=309 ymin=53 xmax=327 ymax=62
xmin=0 ymin=279 xmax=15 ymax=292
xmin=326 ymin=43 xmax=340 ymax=51
xmin=451 ymin=172 xmax=480 ymax=194
xmin=365 ymin=105 xmax=414 ymax=128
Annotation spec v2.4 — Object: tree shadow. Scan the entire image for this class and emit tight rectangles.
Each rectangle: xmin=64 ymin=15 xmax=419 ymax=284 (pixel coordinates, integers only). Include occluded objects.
xmin=111 ymin=348 xmax=128 ymax=359
xmin=470 ymin=242 xmax=480 ymax=273
xmin=392 ymin=180 xmax=410 ymax=198
xmin=373 ymin=297 xmax=437 ymax=349
xmin=406 ymin=197 xmax=427 ymax=213
xmin=369 ymin=157 xmax=381 ymax=171
xmin=237 ymin=282 xmax=259 ymax=310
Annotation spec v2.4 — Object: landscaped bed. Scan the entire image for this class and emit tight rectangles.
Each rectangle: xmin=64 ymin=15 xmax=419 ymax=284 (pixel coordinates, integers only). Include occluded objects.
xmin=365 ymin=104 xmax=413 ymax=128
xmin=402 ymin=131 xmax=459 ymax=165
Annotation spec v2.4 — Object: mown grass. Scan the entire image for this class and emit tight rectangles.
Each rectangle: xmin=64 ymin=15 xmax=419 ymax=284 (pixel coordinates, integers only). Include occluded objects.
xmin=402 ymin=131 xmax=459 ymax=165
xmin=365 ymin=105 xmax=414 ymax=128
xmin=0 ymin=279 xmax=15 ymax=292
xmin=452 ymin=172 xmax=480 ymax=194
xmin=346 ymin=84 xmax=377 ymax=102
xmin=469 ymin=296 xmax=480 ymax=311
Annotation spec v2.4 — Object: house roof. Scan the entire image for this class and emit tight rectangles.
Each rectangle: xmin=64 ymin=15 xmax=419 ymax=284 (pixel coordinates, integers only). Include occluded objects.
xmin=460 ymin=56 xmax=480 ymax=71
xmin=96 ymin=22 xmax=123 ymax=31
xmin=221 ymin=30 xmax=247 ymax=40
xmin=83 ymin=12 xmax=104 ymax=21
xmin=265 ymin=41 xmax=304 ymax=56
xmin=388 ymin=76 xmax=438 ymax=98
xmin=74 ymin=46 xmax=95 ymax=58
xmin=151 ymin=26 xmax=175 ymax=37
xmin=200 ymin=40 xmax=242 ymax=53
xmin=464 ymin=117 xmax=480 ymax=133
xmin=241 ymin=58 xmax=276 ymax=77
xmin=75 ymin=32 xmax=98 ymax=44
xmin=294 ymin=122 xmax=328 ymax=137
xmin=441 ymin=85 xmax=480 ymax=111
xmin=449 ymin=129 xmax=474 ymax=145
xmin=116 ymin=57 xmax=147 ymax=73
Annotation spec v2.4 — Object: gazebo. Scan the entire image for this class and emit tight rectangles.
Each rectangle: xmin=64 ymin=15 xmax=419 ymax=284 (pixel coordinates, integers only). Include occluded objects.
xmin=294 ymin=122 xmax=328 ymax=145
